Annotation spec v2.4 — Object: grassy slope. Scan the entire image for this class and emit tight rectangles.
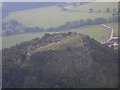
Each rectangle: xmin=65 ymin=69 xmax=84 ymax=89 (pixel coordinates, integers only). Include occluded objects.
xmin=2 ymin=33 xmax=45 ymax=49
xmin=34 ymin=35 xmax=82 ymax=52
xmin=68 ymin=23 xmax=118 ymax=42
xmin=68 ymin=25 xmax=110 ymax=42
xmin=4 ymin=5 xmax=113 ymax=29
xmin=107 ymin=23 xmax=118 ymax=36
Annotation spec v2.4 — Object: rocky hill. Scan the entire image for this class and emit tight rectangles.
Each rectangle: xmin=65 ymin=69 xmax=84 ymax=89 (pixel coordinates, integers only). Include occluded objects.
xmin=2 ymin=32 xmax=118 ymax=88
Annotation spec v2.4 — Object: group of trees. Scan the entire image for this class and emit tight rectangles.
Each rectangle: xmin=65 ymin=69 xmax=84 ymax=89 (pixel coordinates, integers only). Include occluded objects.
xmin=2 ymin=20 xmax=25 ymax=36
xmin=2 ymin=20 xmax=44 ymax=36
xmin=24 ymin=27 xmax=44 ymax=33
xmin=89 ymin=8 xmax=117 ymax=13
xmin=47 ymin=15 xmax=118 ymax=32
xmin=61 ymin=4 xmax=117 ymax=13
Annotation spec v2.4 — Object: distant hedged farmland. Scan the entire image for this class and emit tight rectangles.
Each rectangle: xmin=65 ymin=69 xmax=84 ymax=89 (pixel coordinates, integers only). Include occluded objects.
xmin=2 ymin=23 xmax=118 ymax=49
xmin=4 ymin=2 xmax=118 ymax=28
xmin=2 ymin=16 xmax=118 ymax=36
xmin=2 ymin=2 xmax=119 ymax=49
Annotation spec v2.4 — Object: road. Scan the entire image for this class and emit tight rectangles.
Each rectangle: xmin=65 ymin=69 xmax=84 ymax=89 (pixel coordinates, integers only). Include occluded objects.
xmin=101 ymin=24 xmax=114 ymax=42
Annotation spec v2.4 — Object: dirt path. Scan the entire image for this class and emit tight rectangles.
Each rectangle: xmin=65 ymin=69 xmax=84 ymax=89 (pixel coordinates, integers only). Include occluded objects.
xmin=101 ymin=24 xmax=114 ymax=42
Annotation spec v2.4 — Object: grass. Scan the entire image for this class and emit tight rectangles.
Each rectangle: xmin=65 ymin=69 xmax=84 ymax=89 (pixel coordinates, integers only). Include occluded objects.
xmin=2 ymin=22 xmax=118 ymax=49
xmin=106 ymin=23 xmax=118 ymax=36
xmin=68 ymin=25 xmax=111 ymax=42
xmin=4 ymin=5 xmax=113 ymax=29
xmin=2 ymin=32 xmax=61 ymax=49
xmin=65 ymin=2 xmax=118 ymax=12
xmin=68 ymin=23 xmax=118 ymax=41
xmin=2 ymin=33 xmax=45 ymax=49
xmin=33 ymin=35 xmax=82 ymax=52
xmin=2 ymin=23 xmax=118 ymax=49
xmin=2 ymin=2 xmax=118 ymax=49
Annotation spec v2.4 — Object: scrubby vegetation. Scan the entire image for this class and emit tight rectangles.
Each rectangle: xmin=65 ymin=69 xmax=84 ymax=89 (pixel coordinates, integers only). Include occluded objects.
xmin=2 ymin=32 xmax=118 ymax=88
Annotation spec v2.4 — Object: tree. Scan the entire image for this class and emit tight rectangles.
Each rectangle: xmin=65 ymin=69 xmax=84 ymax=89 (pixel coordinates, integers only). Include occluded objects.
xmin=113 ymin=8 xmax=117 ymax=12
xmin=94 ymin=18 xmax=107 ymax=24
xmin=85 ymin=19 xmax=93 ymax=25
xmin=5 ymin=30 xmax=13 ymax=36
xmin=98 ymin=10 xmax=101 ymax=12
xmin=79 ymin=19 xmax=85 ymax=26
xmin=106 ymin=8 xmax=110 ymax=13
xmin=66 ymin=46 xmax=71 ymax=51
xmin=118 ymin=8 xmax=120 ymax=13
xmin=43 ymin=33 xmax=52 ymax=39
xmin=89 ymin=8 xmax=94 ymax=13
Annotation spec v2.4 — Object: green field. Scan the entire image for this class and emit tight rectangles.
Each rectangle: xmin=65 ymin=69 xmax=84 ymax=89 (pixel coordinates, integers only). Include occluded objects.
xmin=69 ymin=25 xmax=111 ymax=42
xmin=2 ymin=23 xmax=118 ymax=49
xmin=2 ymin=2 xmax=118 ymax=49
xmin=68 ymin=23 xmax=118 ymax=42
xmin=2 ymin=32 xmax=62 ymax=49
xmin=107 ymin=23 xmax=118 ymax=36
xmin=4 ymin=5 xmax=114 ymax=29
xmin=65 ymin=2 xmax=118 ymax=12
xmin=2 ymin=33 xmax=45 ymax=49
